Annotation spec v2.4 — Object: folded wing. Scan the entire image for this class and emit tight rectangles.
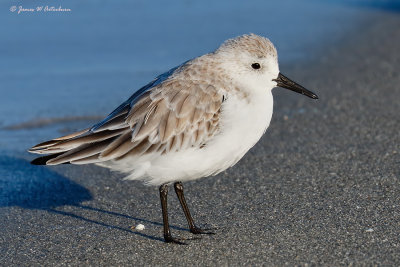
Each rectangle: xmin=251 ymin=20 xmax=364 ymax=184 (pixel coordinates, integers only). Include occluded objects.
xmin=29 ymin=72 xmax=223 ymax=165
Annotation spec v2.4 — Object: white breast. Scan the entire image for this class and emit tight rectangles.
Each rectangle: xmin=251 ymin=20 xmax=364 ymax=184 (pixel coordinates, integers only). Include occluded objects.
xmin=134 ymin=90 xmax=274 ymax=185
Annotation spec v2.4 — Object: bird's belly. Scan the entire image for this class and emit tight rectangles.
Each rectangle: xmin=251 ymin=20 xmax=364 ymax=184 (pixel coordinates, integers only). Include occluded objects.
xmin=139 ymin=92 xmax=274 ymax=185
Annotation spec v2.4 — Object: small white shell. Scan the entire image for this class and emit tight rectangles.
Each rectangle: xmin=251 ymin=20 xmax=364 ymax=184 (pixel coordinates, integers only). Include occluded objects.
xmin=136 ymin=224 xmax=145 ymax=231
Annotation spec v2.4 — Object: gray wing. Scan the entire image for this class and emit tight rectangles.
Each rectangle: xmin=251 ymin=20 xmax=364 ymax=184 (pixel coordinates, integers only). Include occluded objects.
xmin=91 ymin=62 xmax=186 ymax=132
xmin=29 ymin=63 xmax=223 ymax=165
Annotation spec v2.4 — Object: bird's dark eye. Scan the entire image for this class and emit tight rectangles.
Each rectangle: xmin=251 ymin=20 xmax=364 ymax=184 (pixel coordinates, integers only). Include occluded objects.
xmin=251 ymin=63 xmax=261 ymax=69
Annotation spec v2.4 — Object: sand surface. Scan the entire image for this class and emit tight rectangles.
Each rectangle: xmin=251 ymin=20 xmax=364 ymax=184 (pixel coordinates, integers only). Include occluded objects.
xmin=1 ymin=8 xmax=400 ymax=267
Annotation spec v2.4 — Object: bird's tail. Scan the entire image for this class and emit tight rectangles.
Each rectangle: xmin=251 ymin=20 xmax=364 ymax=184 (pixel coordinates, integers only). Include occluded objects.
xmin=28 ymin=126 xmax=128 ymax=165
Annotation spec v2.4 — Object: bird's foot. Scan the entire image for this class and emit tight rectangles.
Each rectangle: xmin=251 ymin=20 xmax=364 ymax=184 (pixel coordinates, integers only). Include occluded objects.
xmin=164 ymin=235 xmax=201 ymax=245
xmin=164 ymin=234 xmax=187 ymax=245
xmin=190 ymin=226 xmax=216 ymax=235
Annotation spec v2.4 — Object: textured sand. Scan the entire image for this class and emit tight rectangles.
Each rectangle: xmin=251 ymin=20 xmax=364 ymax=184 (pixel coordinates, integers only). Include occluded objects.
xmin=1 ymin=11 xmax=400 ymax=266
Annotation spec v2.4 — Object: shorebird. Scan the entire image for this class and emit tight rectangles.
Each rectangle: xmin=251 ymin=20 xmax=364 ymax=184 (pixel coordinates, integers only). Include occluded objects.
xmin=29 ymin=34 xmax=318 ymax=244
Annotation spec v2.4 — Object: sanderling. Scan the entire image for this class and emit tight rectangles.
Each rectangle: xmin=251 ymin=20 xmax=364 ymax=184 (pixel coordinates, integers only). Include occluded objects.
xmin=29 ymin=34 xmax=318 ymax=244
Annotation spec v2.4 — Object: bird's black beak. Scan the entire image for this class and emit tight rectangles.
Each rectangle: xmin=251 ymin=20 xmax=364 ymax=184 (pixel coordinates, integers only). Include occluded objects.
xmin=273 ymin=72 xmax=318 ymax=99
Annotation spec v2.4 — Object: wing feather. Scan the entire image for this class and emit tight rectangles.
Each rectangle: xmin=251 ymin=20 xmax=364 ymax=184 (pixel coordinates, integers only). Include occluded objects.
xmin=134 ymin=100 xmax=167 ymax=140
xmin=164 ymin=110 xmax=178 ymax=141
xmin=116 ymin=80 xmax=223 ymax=158
xmin=92 ymin=107 xmax=129 ymax=132
xmin=47 ymin=139 xmax=112 ymax=165
xmin=178 ymin=95 xmax=197 ymax=117
xmin=100 ymin=130 xmax=133 ymax=159
xmin=29 ymin=128 xmax=90 ymax=151
xmin=29 ymin=61 xmax=223 ymax=165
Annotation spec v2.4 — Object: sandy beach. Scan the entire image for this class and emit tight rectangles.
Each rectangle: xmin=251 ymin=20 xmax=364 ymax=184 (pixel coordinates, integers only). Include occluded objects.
xmin=1 ymin=4 xmax=400 ymax=267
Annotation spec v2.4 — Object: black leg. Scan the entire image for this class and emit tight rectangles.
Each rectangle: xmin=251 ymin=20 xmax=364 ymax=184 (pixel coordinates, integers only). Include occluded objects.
xmin=174 ymin=182 xmax=214 ymax=235
xmin=159 ymin=183 xmax=185 ymax=244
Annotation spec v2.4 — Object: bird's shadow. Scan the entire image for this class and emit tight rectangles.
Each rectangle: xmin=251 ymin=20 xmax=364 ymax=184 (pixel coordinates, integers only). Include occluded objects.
xmin=0 ymin=155 xmax=185 ymax=242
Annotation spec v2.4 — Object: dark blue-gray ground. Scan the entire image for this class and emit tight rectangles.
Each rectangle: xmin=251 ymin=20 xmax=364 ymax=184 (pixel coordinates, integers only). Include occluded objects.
xmin=1 ymin=1 xmax=400 ymax=266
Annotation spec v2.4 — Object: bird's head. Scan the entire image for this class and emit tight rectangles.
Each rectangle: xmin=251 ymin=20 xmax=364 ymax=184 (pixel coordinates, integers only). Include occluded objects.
xmin=215 ymin=34 xmax=318 ymax=99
